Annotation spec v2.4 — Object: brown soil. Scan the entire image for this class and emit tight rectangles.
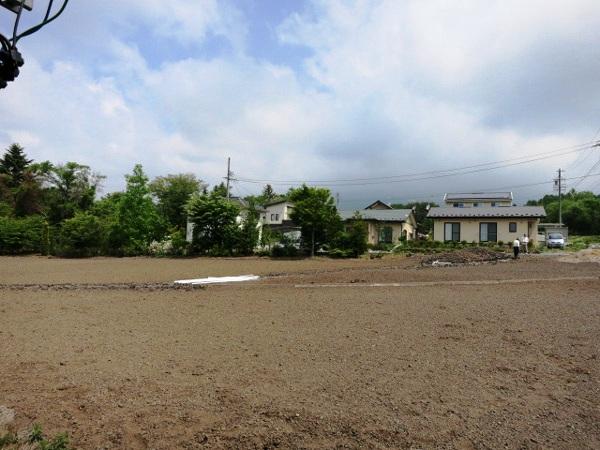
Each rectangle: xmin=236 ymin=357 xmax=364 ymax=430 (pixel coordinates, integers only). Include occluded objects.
xmin=1 ymin=255 xmax=599 ymax=449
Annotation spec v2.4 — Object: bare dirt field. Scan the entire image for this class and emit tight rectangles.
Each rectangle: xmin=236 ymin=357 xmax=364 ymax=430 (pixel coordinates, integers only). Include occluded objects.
xmin=1 ymin=254 xmax=599 ymax=449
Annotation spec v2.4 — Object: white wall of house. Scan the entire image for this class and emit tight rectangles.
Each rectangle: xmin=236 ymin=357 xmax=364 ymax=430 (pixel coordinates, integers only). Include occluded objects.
xmin=262 ymin=202 xmax=294 ymax=225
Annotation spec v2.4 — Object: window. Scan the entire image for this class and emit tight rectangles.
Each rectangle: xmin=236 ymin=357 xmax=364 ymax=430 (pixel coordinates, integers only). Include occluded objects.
xmin=270 ymin=213 xmax=275 ymax=221
xmin=452 ymin=202 xmax=464 ymax=208
xmin=473 ymin=202 xmax=479 ymax=207
xmin=491 ymin=202 xmax=497 ymax=207
xmin=275 ymin=214 xmax=279 ymax=221
xmin=509 ymin=222 xmax=517 ymax=233
xmin=480 ymin=222 xmax=498 ymax=242
xmin=444 ymin=223 xmax=460 ymax=242
xmin=379 ymin=226 xmax=393 ymax=243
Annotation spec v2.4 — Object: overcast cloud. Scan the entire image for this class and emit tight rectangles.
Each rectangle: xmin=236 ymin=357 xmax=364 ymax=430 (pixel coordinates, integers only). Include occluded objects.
xmin=1 ymin=0 xmax=599 ymax=207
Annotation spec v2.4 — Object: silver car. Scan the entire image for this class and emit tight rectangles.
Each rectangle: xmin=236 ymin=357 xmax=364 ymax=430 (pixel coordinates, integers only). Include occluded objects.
xmin=546 ymin=232 xmax=565 ymax=249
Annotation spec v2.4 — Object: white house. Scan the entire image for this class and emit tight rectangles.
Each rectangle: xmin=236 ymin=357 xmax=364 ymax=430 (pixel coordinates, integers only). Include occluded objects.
xmin=261 ymin=199 xmax=295 ymax=225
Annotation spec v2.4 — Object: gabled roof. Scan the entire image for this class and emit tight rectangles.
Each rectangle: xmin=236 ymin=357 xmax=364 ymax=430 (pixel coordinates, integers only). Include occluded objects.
xmin=444 ymin=192 xmax=513 ymax=202
xmin=364 ymin=200 xmax=393 ymax=210
xmin=339 ymin=209 xmax=413 ymax=222
xmin=427 ymin=206 xmax=546 ymax=218
xmin=264 ymin=198 xmax=291 ymax=207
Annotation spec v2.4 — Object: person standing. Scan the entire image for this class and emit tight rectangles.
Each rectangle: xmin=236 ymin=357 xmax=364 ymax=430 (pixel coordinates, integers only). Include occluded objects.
xmin=523 ymin=234 xmax=529 ymax=254
xmin=513 ymin=237 xmax=521 ymax=259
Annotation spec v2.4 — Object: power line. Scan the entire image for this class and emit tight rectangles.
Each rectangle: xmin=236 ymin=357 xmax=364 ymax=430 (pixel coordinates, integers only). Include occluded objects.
xmin=235 ymin=141 xmax=598 ymax=187
xmin=566 ymin=145 xmax=595 ymax=171
xmin=347 ymin=173 xmax=600 ymax=205
xmin=571 ymin=153 xmax=600 ymax=191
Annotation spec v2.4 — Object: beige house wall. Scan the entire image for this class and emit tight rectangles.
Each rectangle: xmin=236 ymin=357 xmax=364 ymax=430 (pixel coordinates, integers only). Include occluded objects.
xmin=432 ymin=218 xmax=540 ymax=244
xmin=366 ymin=221 xmax=416 ymax=245
xmin=402 ymin=221 xmax=416 ymax=240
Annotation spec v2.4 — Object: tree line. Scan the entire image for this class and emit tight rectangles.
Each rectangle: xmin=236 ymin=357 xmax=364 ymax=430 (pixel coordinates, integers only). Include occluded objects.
xmin=0 ymin=143 xmax=368 ymax=257
xmin=526 ymin=190 xmax=600 ymax=235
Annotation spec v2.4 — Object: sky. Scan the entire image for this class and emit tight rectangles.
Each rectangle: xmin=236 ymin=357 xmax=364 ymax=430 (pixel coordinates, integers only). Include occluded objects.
xmin=1 ymin=0 xmax=600 ymax=208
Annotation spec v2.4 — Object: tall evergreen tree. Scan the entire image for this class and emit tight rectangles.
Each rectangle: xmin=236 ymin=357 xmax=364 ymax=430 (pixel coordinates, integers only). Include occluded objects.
xmin=262 ymin=184 xmax=276 ymax=203
xmin=0 ymin=143 xmax=32 ymax=188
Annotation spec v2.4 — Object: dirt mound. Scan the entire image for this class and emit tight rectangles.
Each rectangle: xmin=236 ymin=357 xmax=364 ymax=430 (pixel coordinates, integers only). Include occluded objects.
xmin=421 ymin=247 xmax=511 ymax=267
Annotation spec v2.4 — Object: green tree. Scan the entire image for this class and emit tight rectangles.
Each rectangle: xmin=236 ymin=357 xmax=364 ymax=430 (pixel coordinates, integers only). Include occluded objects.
xmin=186 ymin=192 xmax=240 ymax=254
xmin=237 ymin=198 xmax=261 ymax=255
xmin=288 ymin=184 xmax=341 ymax=257
xmin=211 ymin=182 xmax=229 ymax=198
xmin=0 ymin=143 xmax=32 ymax=188
xmin=261 ymin=184 xmax=276 ymax=204
xmin=149 ymin=174 xmax=203 ymax=230
xmin=525 ymin=190 xmax=600 ymax=235
xmin=90 ymin=192 xmax=123 ymax=220
xmin=43 ymin=162 xmax=105 ymax=223
xmin=110 ymin=164 xmax=161 ymax=255
xmin=0 ymin=144 xmax=46 ymax=217
xmin=333 ymin=212 xmax=368 ymax=257
xmin=391 ymin=201 xmax=438 ymax=235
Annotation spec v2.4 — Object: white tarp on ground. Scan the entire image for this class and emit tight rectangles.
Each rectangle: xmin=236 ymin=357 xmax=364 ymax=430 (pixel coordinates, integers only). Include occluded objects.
xmin=174 ymin=275 xmax=260 ymax=285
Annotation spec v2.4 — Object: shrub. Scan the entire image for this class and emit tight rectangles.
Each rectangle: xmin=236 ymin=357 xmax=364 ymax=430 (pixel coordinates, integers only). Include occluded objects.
xmin=54 ymin=212 xmax=105 ymax=257
xmin=169 ymin=229 xmax=189 ymax=255
xmin=329 ymin=248 xmax=354 ymax=258
xmin=271 ymin=244 xmax=299 ymax=257
xmin=0 ymin=215 xmax=45 ymax=254
xmin=333 ymin=217 xmax=368 ymax=257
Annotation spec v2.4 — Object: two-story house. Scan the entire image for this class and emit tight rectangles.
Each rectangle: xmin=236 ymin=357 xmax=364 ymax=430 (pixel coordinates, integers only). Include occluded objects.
xmin=427 ymin=193 xmax=546 ymax=244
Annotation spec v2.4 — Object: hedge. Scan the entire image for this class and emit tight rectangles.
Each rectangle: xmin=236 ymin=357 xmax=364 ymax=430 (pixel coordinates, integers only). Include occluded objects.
xmin=0 ymin=215 xmax=46 ymax=255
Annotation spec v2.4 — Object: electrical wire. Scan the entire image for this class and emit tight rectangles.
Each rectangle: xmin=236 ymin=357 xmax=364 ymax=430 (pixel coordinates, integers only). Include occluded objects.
xmin=12 ymin=0 xmax=26 ymax=44
xmin=572 ymin=158 xmax=600 ymax=191
xmin=9 ymin=0 xmax=68 ymax=44
xmin=235 ymin=141 xmax=598 ymax=186
xmin=43 ymin=0 xmax=55 ymax=22
xmin=566 ymin=146 xmax=595 ymax=172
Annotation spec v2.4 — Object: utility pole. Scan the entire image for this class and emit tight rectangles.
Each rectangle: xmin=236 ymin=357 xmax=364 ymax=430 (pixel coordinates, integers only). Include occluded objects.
xmin=225 ymin=157 xmax=231 ymax=201
xmin=554 ymin=168 xmax=565 ymax=225
xmin=336 ymin=192 xmax=340 ymax=208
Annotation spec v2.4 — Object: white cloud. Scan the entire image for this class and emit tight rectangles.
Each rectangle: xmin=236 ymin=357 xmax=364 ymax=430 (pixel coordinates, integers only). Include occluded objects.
xmin=2 ymin=0 xmax=599 ymax=206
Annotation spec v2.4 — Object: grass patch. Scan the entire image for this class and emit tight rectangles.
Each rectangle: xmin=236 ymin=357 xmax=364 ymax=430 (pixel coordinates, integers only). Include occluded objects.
xmin=0 ymin=424 xmax=72 ymax=450
xmin=566 ymin=235 xmax=600 ymax=251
